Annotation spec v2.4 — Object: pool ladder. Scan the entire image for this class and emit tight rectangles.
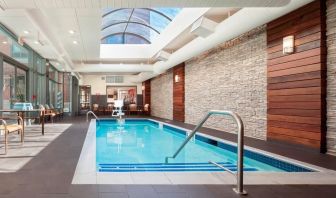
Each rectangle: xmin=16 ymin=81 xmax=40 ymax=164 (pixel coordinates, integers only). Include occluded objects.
xmin=86 ymin=111 xmax=100 ymax=124
xmin=165 ymin=110 xmax=247 ymax=195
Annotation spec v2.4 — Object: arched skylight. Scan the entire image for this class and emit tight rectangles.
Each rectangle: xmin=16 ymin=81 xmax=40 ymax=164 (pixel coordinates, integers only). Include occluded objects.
xmin=101 ymin=8 xmax=181 ymax=44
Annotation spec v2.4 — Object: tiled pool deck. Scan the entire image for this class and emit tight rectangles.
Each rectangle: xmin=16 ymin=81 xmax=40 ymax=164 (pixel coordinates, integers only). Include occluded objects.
xmin=1 ymin=116 xmax=336 ymax=198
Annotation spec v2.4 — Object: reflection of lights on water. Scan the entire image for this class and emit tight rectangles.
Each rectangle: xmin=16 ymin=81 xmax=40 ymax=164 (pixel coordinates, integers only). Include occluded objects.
xmin=137 ymin=138 xmax=145 ymax=148
xmin=144 ymin=126 xmax=149 ymax=133
xmin=107 ymin=132 xmax=123 ymax=153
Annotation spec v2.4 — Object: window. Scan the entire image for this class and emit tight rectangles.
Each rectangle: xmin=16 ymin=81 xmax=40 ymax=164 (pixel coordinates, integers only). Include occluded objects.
xmin=2 ymin=62 xmax=15 ymax=109
xmin=101 ymin=8 xmax=181 ymax=44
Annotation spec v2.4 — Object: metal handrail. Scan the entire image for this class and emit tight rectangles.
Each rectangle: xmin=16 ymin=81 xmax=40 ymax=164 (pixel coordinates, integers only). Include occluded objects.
xmin=86 ymin=111 xmax=100 ymax=123
xmin=165 ymin=110 xmax=247 ymax=195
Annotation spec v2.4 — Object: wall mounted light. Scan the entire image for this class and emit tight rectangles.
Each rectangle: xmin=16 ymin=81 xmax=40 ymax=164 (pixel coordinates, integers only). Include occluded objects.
xmin=142 ymin=85 xmax=145 ymax=91
xmin=174 ymin=74 xmax=180 ymax=83
xmin=283 ymin=35 xmax=294 ymax=54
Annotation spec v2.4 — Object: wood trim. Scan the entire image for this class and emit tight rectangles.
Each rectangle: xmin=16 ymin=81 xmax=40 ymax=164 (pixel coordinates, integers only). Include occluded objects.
xmin=142 ymin=80 xmax=151 ymax=114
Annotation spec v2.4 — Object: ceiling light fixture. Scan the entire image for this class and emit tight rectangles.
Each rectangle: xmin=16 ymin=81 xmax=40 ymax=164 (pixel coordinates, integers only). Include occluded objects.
xmin=2 ymin=41 xmax=7 ymax=44
xmin=69 ymin=30 xmax=75 ymax=34
xmin=73 ymin=40 xmax=78 ymax=45
xmin=34 ymin=41 xmax=39 ymax=44
xmin=23 ymin=30 xmax=30 ymax=34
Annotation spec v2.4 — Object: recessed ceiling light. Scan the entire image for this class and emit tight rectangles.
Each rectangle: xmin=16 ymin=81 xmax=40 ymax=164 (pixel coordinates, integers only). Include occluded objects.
xmin=73 ymin=40 xmax=78 ymax=45
xmin=34 ymin=41 xmax=39 ymax=44
xmin=2 ymin=41 xmax=7 ymax=44
xmin=69 ymin=30 xmax=75 ymax=34
xmin=23 ymin=30 xmax=30 ymax=34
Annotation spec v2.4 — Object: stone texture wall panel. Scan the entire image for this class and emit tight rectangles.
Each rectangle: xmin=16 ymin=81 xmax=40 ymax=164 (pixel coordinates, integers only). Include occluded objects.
xmin=150 ymin=72 xmax=173 ymax=120
xmin=327 ymin=0 xmax=336 ymax=155
xmin=185 ymin=27 xmax=267 ymax=140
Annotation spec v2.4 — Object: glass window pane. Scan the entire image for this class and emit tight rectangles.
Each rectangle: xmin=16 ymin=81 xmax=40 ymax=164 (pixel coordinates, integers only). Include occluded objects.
xmin=0 ymin=30 xmax=12 ymax=57
xmin=0 ymin=29 xmax=29 ymax=65
xmin=131 ymin=9 xmax=151 ymax=26
xmin=101 ymin=23 xmax=127 ymax=39
xmin=102 ymin=8 xmax=132 ymax=27
xmin=37 ymin=74 xmax=46 ymax=105
xmin=125 ymin=23 xmax=158 ymax=42
xmin=101 ymin=8 xmax=180 ymax=44
xmin=125 ymin=34 xmax=149 ymax=44
xmin=102 ymin=34 xmax=124 ymax=44
xmin=11 ymin=42 xmax=29 ymax=65
xmin=16 ymin=68 xmax=27 ymax=103
xmin=63 ymin=73 xmax=72 ymax=113
xmin=2 ymin=62 xmax=15 ymax=109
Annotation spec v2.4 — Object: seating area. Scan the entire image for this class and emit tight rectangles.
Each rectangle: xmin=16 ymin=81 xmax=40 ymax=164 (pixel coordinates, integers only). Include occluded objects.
xmin=0 ymin=0 xmax=336 ymax=197
xmin=91 ymin=103 xmax=150 ymax=116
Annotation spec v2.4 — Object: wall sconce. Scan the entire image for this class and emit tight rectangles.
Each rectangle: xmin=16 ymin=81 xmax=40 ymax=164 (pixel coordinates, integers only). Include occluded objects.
xmin=283 ymin=35 xmax=294 ymax=54
xmin=174 ymin=74 xmax=180 ymax=83
xmin=142 ymin=85 xmax=145 ymax=91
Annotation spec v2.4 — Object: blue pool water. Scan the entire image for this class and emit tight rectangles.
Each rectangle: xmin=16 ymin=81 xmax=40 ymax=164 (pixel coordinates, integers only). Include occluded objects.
xmin=96 ymin=119 xmax=313 ymax=172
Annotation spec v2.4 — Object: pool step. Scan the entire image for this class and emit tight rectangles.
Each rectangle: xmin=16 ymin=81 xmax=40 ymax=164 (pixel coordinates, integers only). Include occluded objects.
xmin=98 ymin=162 xmax=258 ymax=172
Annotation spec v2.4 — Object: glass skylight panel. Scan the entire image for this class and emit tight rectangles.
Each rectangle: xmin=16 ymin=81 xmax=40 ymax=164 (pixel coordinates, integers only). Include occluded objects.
xmin=101 ymin=23 xmax=127 ymax=39
xmin=126 ymin=22 xmax=159 ymax=42
xmin=101 ymin=8 xmax=181 ymax=44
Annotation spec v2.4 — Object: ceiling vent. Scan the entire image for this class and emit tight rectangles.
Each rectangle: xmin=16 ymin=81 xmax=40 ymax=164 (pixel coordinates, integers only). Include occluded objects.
xmin=154 ymin=50 xmax=171 ymax=61
xmin=190 ymin=17 xmax=218 ymax=38
xmin=106 ymin=76 xmax=124 ymax=83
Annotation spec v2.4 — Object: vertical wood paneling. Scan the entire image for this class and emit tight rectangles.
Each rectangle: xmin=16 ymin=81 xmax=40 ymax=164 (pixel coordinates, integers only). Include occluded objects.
xmin=173 ymin=63 xmax=185 ymax=122
xmin=266 ymin=0 xmax=327 ymax=152
xmin=142 ymin=80 xmax=151 ymax=114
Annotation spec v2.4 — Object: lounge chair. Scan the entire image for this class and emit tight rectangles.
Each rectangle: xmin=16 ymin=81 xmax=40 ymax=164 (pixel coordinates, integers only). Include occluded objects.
xmin=143 ymin=104 xmax=150 ymax=115
xmin=92 ymin=104 xmax=99 ymax=114
xmin=49 ymin=104 xmax=62 ymax=119
xmin=129 ymin=104 xmax=138 ymax=115
xmin=39 ymin=104 xmax=56 ymax=123
xmin=0 ymin=116 xmax=24 ymax=154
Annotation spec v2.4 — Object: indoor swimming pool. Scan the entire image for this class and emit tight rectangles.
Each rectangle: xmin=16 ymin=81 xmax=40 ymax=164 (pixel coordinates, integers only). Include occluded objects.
xmin=96 ymin=119 xmax=313 ymax=173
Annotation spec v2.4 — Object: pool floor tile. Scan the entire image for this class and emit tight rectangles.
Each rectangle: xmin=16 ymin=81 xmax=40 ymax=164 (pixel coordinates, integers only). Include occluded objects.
xmin=131 ymin=172 xmax=171 ymax=184
xmin=97 ymin=173 xmax=133 ymax=184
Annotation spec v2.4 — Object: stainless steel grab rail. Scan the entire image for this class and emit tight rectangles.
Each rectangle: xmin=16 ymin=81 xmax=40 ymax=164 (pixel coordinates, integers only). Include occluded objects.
xmin=165 ymin=110 xmax=247 ymax=195
xmin=86 ymin=111 xmax=100 ymax=124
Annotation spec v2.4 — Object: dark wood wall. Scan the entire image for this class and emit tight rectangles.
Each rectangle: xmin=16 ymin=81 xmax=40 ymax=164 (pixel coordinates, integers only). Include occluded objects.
xmin=173 ymin=63 xmax=185 ymax=122
xmin=266 ymin=0 xmax=327 ymax=151
xmin=142 ymin=80 xmax=151 ymax=114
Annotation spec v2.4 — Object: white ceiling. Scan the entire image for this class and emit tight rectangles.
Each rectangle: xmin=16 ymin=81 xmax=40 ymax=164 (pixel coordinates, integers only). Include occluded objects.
xmin=0 ymin=0 xmax=291 ymax=9
xmin=0 ymin=0 xmax=314 ymax=80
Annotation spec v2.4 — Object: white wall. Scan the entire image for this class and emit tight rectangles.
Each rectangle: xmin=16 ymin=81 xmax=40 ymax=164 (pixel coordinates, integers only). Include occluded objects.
xmin=81 ymin=75 xmax=142 ymax=95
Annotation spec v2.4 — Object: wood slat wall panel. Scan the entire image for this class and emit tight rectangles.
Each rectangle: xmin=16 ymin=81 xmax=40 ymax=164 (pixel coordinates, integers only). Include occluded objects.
xmin=266 ymin=1 xmax=326 ymax=151
xmin=268 ymin=114 xmax=321 ymax=125
xmin=268 ymin=94 xmax=321 ymax=102
xmin=268 ymin=108 xmax=321 ymax=117
xmin=173 ymin=63 xmax=185 ymax=122
xmin=267 ymin=1 xmax=321 ymax=29
xmin=268 ymin=25 xmax=322 ymax=48
xmin=267 ymin=79 xmax=321 ymax=90
xmin=268 ymin=126 xmax=321 ymax=141
xmin=268 ymin=56 xmax=322 ymax=72
xmin=268 ymin=32 xmax=322 ymax=54
xmin=142 ymin=80 xmax=151 ymax=114
xmin=268 ymin=71 xmax=322 ymax=84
